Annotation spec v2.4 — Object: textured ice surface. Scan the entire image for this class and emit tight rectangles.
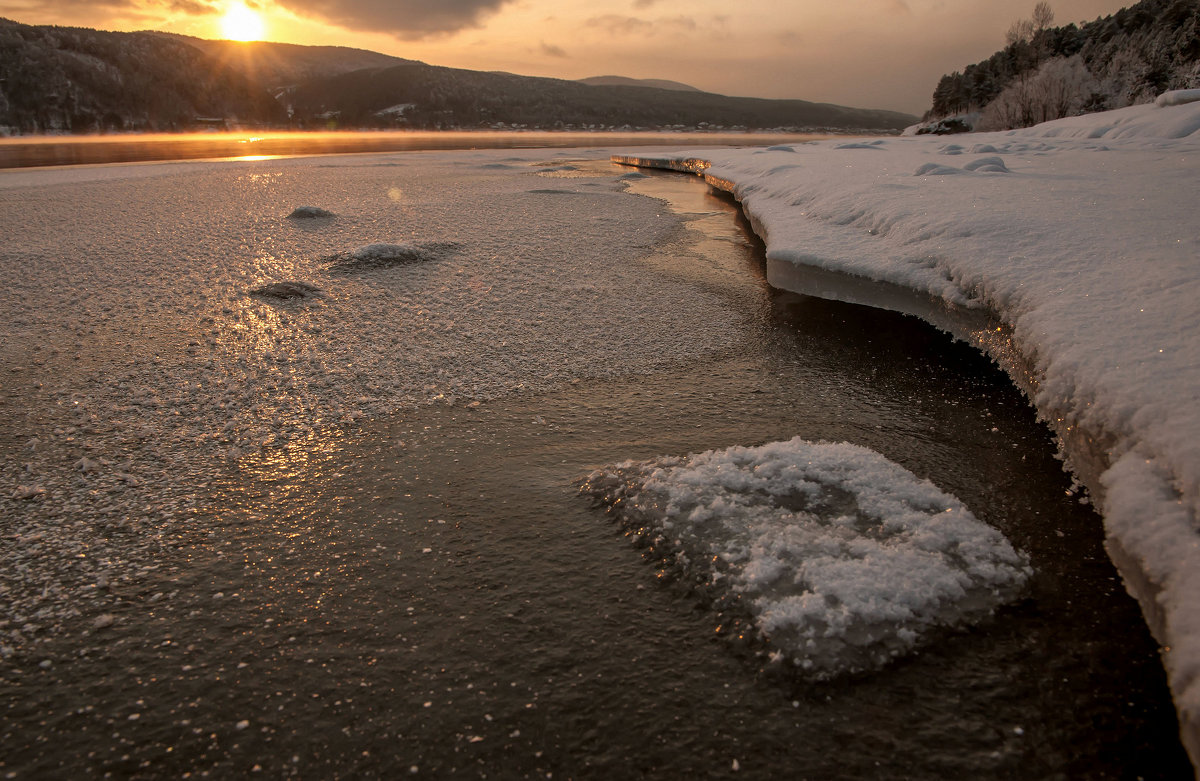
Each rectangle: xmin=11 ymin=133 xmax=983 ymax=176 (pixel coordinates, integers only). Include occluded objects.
xmin=581 ymin=438 xmax=1031 ymax=678
xmin=0 ymin=148 xmax=744 ymax=648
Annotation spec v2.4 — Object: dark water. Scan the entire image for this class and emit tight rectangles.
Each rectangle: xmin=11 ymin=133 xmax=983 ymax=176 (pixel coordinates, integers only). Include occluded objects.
xmin=0 ymin=171 xmax=1188 ymax=779
xmin=0 ymin=130 xmax=827 ymax=170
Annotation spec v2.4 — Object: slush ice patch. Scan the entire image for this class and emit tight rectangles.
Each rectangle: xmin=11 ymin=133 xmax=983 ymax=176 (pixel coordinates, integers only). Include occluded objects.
xmin=249 ymin=281 xmax=324 ymax=300
xmin=286 ymin=206 xmax=336 ymax=219
xmin=326 ymin=242 xmax=461 ymax=273
xmin=580 ymin=437 xmax=1031 ymax=678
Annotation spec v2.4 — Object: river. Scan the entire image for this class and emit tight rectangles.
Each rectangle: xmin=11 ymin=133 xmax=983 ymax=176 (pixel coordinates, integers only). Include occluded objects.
xmin=0 ymin=140 xmax=1188 ymax=778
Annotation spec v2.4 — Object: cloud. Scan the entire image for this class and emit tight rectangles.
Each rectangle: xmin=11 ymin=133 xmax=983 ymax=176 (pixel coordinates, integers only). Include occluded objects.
xmin=272 ymin=0 xmax=514 ymax=38
xmin=584 ymin=14 xmax=698 ymax=37
xmin=539 ymin=41 xmax=567 ymax=58
xmin=167 ymin=0 xmax=220 ymax=14
xmin=0 ymin=0 xmax=220 ymax=21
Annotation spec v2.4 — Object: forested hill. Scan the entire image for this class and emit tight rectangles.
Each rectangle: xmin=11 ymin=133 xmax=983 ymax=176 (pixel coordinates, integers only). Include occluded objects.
xmin=925 ymin=0 xmax=1199 ymax=131
xmin=0 ymin=18 xmax=916 ymax=135
xmin=286 ymin=64 xmax=915 ymax=133
xmin=0 ymin=19 xmax=287 ymax=131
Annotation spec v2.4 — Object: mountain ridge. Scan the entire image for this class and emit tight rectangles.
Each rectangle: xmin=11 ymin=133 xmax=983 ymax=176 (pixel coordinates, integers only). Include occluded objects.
xmin=577 ymin=75 xmax=702 ymax=92
xmin=0 ymin=18 xmax=917 ymax=134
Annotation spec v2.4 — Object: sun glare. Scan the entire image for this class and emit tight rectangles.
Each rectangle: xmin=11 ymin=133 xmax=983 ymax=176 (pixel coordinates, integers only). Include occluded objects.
xmin=221 ymin=3 xmax=265 ymax=42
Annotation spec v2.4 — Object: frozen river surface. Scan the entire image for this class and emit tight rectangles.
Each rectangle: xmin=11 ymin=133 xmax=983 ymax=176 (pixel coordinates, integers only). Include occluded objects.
xmin=0 ymin=148 xmax=1189 ymax=777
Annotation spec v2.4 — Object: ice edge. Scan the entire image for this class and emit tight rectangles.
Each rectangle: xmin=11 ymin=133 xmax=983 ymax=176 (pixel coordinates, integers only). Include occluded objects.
xmin=611 ymin=152 xmax=1200 ymax=775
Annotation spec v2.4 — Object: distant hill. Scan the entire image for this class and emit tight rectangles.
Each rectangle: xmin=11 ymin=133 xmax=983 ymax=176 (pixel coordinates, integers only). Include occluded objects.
xmin=289 ymin=62 xmax=916 ymax=131
xmin=578 ymin=75 xmax=701 ymax=92
xmin=0 ymin=18 xmax=917 ymax=134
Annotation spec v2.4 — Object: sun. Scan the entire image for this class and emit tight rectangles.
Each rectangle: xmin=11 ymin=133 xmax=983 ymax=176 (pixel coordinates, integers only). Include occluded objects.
xmin=220 ymin=2 xmax=265 ymax=42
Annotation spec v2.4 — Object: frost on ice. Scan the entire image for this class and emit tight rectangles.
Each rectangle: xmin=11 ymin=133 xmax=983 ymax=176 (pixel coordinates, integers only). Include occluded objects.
xmin=581 ymin=438 xmax=1031 ymax=677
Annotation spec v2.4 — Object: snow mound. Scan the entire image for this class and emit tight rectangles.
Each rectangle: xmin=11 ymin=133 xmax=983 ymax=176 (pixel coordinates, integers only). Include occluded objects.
xmin=913 ymin=157 xmax=1009 ymax=176
xmin=914 ymin=163 xmax=964 ymax=176
xmin=963 ymin=156 xmax=1010 ymax=173
xmin=286 ymin=206 xmax=336 ymax=219
xmin=835 ymin=142 xmax=887 ymax=151
xmin=580 ymin=438 xmax=1031 ymax=678
xmin=249 ymin=281 xmax=323 ymax=300
xmin=1156 ymin=89 xmax=1200 ymax=108
xmin=326 ymin=241 xmax=461 ymax=272
xmin=1010 ymin=98 xmax=1200 ymax=139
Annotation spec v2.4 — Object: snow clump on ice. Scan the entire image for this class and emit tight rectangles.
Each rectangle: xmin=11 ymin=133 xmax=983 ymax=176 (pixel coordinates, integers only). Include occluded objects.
xmin=249 ymin=281 xmax=323 ymax=300
xmin=581 ymin=437 xmax=1031 ymax=678
xmin=286 ymin=206 xmax=336 ymax=219
xmin=325 ymin=242 xmax=461 ymax=272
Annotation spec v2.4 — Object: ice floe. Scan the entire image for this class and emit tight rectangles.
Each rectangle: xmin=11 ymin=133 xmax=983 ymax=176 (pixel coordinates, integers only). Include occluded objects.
xmin=581 ymin=438 xmax=1031 ymax=678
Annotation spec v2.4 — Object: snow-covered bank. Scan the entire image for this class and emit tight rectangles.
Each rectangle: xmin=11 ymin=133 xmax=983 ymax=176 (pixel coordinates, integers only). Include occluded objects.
xmin=614 ymin=94 xmax=1200 ymax=770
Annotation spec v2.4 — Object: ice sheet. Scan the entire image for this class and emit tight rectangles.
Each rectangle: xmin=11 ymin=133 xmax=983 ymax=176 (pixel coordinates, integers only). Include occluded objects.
xmin=0 ymin=149 xmax=745 ymax=651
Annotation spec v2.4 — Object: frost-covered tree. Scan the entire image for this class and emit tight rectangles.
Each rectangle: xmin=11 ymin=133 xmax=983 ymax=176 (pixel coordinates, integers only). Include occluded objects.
xmin=1097 ymin=48 xmax=1159 ymax=108
xmin=977 ymin=54 xmax=1096 ymax=130
xmin=1029 ymin=54 xmax=1096 ymax=121
xmin=1006 ymin=18 xmax=1035 ymax=46
xmin=924 ymin=0 xmax=1200 ymax=128
xmin=1033 ymin=2 xmax=1056 ymax=33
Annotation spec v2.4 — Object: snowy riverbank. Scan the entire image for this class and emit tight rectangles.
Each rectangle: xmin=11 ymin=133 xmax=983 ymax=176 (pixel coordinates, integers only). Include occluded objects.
xmin=614 ymin=95 xmax=1200 ymax=770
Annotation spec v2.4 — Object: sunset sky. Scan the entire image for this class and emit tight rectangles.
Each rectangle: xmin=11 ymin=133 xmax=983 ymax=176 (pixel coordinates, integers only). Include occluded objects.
xmin=1 ymin=0 xmax=1134 ymax=114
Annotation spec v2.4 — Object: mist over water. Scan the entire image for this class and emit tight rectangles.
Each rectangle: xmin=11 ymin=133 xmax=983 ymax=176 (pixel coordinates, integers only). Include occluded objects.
xmin=0 ymin=130 xmax=829 ymax=169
